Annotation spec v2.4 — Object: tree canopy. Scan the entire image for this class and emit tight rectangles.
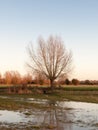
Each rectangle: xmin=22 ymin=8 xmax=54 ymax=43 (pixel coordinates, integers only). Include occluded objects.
xmin=27 ymin=36 xmax=73 ymax=88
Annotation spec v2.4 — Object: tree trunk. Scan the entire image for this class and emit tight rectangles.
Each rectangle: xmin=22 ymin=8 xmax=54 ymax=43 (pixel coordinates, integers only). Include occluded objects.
xmin=8 ymin=86 xmax=11 ymax=94
xmin=50 ymin=79 xmax=54 ymax=89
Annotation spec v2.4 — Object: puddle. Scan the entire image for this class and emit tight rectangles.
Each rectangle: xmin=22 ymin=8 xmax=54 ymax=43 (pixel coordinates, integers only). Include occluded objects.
xmin=0 ymin=110 xmax=34 ymax=123
xmin=0 ymin=96 xmax=98 ymax=129
xmin=58 ymin=101 xmax=98 ymax=124
xmin=26 ymin=98 xmax=48 ymax=104
xmin=0 ymin=96 xmax=48 ymax=104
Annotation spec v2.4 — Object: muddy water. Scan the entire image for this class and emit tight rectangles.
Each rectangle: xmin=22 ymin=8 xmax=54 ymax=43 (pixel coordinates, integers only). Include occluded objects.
xmin=0 ymin=98 xmax=98 ymax=130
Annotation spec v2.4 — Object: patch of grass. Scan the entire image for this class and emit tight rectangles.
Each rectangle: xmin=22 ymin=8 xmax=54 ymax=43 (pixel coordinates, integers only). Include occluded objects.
xmin=0 ymin=96 xmax=49 ymax=110
xmin=45 ymin=125 xmax=56 ymax=129
xmin=24 ymin=112 xmax=32 ymax=116
xmin=31 ymin=125 xmax=41 ymax=129
xmin=92 ymin=123 xmax=98 ymax=127
xmin=0 ymin=85 xmax=98 ymax=111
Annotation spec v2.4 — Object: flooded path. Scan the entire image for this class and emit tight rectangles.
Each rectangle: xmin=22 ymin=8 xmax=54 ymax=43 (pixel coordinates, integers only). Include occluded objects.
xmin=0 ymin=97 xmax=98 ymax=129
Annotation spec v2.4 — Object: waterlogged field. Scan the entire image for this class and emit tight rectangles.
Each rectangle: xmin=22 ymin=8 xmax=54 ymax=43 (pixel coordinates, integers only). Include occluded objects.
xmin=0 ymin=85 xmax=98 ymax=129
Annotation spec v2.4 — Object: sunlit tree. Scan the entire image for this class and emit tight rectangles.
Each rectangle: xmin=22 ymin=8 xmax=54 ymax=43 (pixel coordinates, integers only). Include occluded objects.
xmin=27 ymin=36 xmax=73 ymax=88
xmin=4 ymin=71 xmax=12 ymax=84
xmin=22 ymin=73 xmax=32 ymax=85
xmin=72 ymin=78 xmax=80 ymax=85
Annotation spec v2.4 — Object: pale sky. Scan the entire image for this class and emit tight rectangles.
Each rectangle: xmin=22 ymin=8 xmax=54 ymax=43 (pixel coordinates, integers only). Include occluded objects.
xmin=0 ymin=0 xmax=98 ymax=80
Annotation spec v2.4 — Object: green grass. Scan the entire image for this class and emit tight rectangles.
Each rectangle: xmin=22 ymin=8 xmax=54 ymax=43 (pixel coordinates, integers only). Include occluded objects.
xmin=60 ymin=85 xmax=98 ymax=90
xmin=0 ymin=85 xmax=98 ymax=110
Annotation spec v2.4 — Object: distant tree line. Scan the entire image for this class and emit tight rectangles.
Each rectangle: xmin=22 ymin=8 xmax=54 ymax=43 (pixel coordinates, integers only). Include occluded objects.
xmin=0 ymin=71 xmax=97 ymax=86
xmin=0 ymin=71 xmax=32 ymax=85
xmin=59 ymin=78 xmax=98 ymax=85
xmin=0 ymin=71 xmax=50 ymax=86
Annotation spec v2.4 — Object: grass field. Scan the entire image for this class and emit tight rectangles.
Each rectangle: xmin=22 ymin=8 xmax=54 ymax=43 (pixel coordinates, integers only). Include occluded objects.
xmin=0 ymin=85 xmax=98 ymax=130
xmin=0 ymin=85 xmax=98 ymax=110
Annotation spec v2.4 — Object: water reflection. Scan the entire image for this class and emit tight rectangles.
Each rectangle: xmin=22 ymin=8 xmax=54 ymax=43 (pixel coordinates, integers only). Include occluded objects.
xmin=41 ymin=100 xmax=73 ymax=130
xmin=31 ymin=100 xmax=98 ymax=130
xmin=58 ymin=101 xmax=98 ymax=124
xmin=0 ymin=96 xmax=98 ymax=130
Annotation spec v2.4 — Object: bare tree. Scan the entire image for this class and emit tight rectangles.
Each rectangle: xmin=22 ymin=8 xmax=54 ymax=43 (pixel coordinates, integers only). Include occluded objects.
xmin=4 ymin=71 xmax=12 ymax=85
xmin=27 ymin=36 xmax=73 ymax=88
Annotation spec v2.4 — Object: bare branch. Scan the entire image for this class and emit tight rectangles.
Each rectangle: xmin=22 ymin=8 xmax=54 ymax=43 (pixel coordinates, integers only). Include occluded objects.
xmin=27 ymin=36 xmax=73 ymax=88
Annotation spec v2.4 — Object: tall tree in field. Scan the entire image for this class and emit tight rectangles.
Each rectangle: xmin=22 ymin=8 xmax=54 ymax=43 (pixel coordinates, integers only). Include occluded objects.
xmin=4 ymin=71 xmax=12 ymax=84
xmin=27 ymin=36 xmax=73 ymax=88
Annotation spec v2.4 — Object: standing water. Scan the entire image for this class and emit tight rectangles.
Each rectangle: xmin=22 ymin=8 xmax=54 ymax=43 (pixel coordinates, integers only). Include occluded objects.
xmin=0 ymin=99 xmax=98 ymax=130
